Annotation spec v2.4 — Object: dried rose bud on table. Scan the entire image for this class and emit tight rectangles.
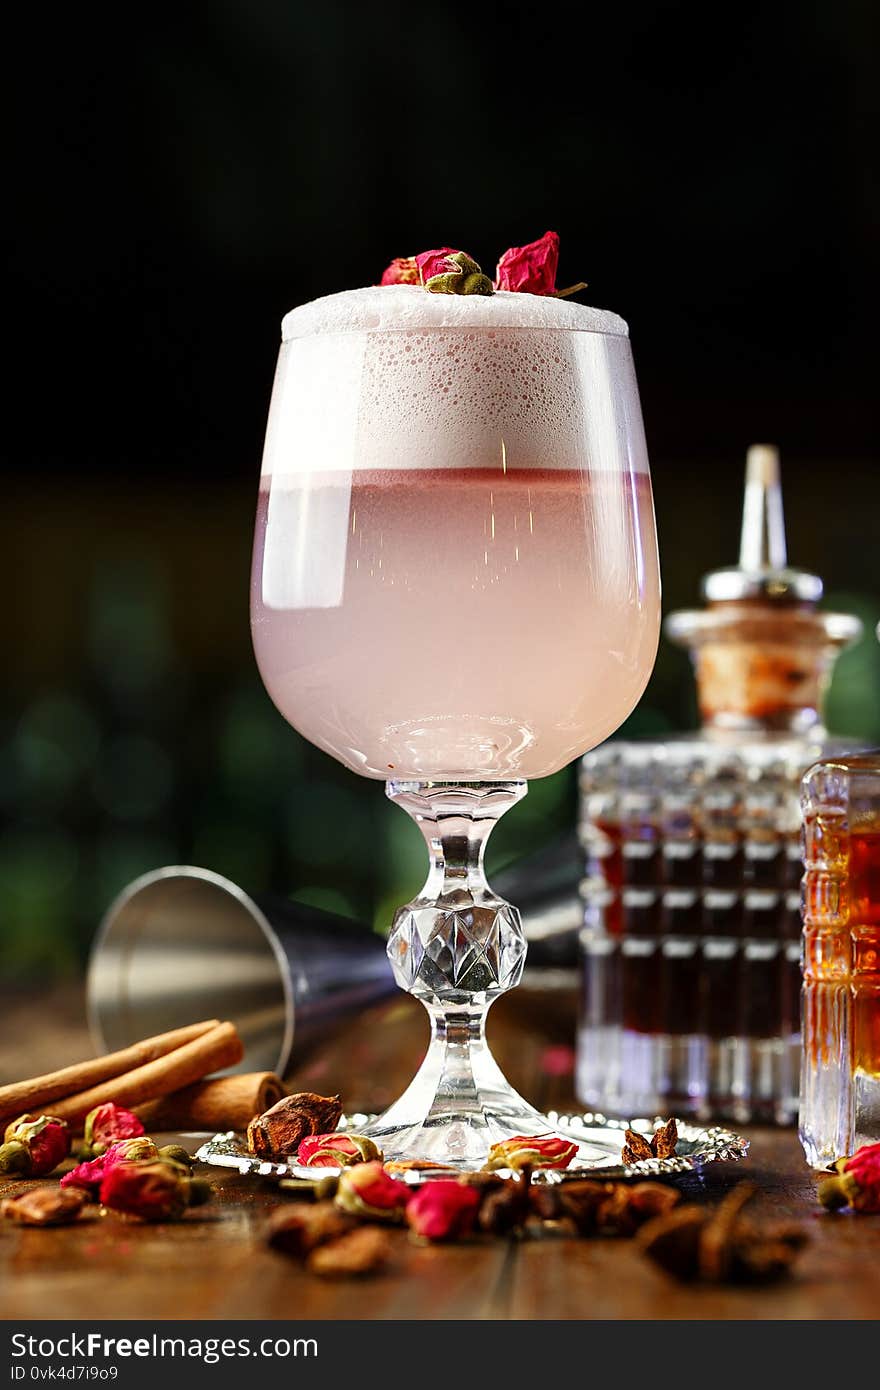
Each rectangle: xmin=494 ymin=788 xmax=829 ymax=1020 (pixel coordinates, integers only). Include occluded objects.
xmin=0 ymin=1114 xmax=70 ymax=1177
xmin=246 ymin=1093 xmax=342 ymax=1158
xmin=99 ymin=1160 xmax=211 ymax=1222
xmin=62 ymin=1137 xmax=160 ymax=1195
xmin=334 ymin=1162 xmax=409 ymax=1220
xmin=406 ymin=1181 xmax=483 ymax=1241
xmin=1 ymin=1187 xmax=86 ymax=1227
xmin=297 ymin=1133 xmax=382 ymax=1168
xmin=82 ymin=1103 xmax=145 ymax=1158
xmin=818 ymin=1141 xmax=880 ymax=1213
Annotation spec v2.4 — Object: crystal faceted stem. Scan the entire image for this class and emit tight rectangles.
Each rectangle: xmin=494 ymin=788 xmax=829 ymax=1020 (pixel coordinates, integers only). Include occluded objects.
xmin=361 ymin=780 xmax=576 ymax=1168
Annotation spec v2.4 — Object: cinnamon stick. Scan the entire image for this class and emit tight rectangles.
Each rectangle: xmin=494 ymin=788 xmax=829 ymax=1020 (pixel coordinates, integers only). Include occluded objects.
xmin=49 ymin=1022 xmax=244 ymax=1130
xmin=136 ymin=1072 xmax=286 ymax=1133
xmin=0 ymin=1020 xmax=221 ymax=1130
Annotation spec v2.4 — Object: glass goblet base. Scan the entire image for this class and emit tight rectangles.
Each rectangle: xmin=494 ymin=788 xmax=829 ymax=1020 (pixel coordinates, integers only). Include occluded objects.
xmin=358 ymin=779 xmax=599 ymax=1170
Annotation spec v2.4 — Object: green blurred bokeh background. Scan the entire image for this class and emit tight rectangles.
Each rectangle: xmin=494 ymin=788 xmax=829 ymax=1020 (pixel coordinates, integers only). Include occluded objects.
xmin=5 ymin=1 xmax=879 ymax=979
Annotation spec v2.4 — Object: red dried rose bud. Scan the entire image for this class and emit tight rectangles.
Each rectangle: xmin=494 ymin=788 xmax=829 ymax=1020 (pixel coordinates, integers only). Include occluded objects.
xmin=99 ymin=1160 xmax=205 ymax=1222
xmin=484 ymin=1134 xmax=578 ymax=1172
xmin=406 ymin=1180 xmax=482 ymax=1241
xmin=415 ymin=248 xmax=493 ymax=296
xmin=494 ymin=230 xmax=586 ymax=298
xmin=61 ymin=1137 xmax=160 ymax=1194
xmin=380 ymin=256 xmax=419 ymax=286
xmin=818 ymin=1141 xmax=880 ymax=1213
xmin=334 ymin=1161 xmax=409 ymax=1220
xmin=83 ymin=1102 xmax=145 ymax=1157
xmin=0 ymin=1114 xmax=70 ymax=1177
xmin=297 ymin=1133 xmax=382 ymax=1168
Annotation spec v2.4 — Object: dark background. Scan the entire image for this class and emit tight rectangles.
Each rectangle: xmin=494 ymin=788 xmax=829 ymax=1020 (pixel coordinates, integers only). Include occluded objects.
xmin=5 ymin=0 xmax=879 ymax=975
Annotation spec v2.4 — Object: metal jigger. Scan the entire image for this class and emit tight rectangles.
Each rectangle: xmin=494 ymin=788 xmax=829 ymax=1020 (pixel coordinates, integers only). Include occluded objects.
xmin=87 ymin=866 xmax=396 ymax=1076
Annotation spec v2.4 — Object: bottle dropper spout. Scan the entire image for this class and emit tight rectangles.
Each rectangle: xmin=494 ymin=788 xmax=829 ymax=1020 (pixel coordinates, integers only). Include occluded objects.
xmin=739 ymin=444 xmax=787 ymax=572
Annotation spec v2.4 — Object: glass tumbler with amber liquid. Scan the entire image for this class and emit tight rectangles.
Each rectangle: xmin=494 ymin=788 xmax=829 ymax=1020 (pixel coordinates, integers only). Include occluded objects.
xmin=801 ymin=754 xmax=880 ymax=1166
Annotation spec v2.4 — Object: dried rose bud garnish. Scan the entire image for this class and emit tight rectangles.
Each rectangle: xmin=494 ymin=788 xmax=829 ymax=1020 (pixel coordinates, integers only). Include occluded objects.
xmin=415 ymin=248 xmax=493 ymax=296
xmin=380 ymin=256 xmax=419 ymax=286
xmin=406 ymin=1180 xmax=482 ymax=1241
xmin=494 ymin=230 xmax=586 ymax=298
xmin=61 ymin=1137 xmax=160 ymax=1195
xmin=334 ymin=1161 xmax=409 ymax=1220
xmin=818 ymin=1140 xmax=880 ymax=1213
xmin=297 ymin=1133 xmax=382 ymax=1168
xmin=247 ymin=1092 xmax=342 ymax=1158
xmin=99 ymin=1160 xmax=211 ymax=1222
xmin=1 ymin=1186 xmax=86 ymax=1227
xmin=483 ymin=1134 xmax=578 ymax=1172
xmin=82 ymin=1102 xmax=145 ymax=1157
xmin=0 ymin=1114 xmax=70 ymax=1177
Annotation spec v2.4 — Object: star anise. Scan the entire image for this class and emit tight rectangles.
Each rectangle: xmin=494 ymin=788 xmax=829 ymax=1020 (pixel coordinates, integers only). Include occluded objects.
xmin=637 ymin=1182 xmax=808 ymax=1284
xmin=622 ymin=1117 xmax=679 ymax=1166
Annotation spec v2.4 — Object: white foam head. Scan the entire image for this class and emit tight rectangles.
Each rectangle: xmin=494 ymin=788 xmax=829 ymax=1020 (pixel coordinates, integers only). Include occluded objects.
xmin=263 ymin=286 xmax=645 ymax=479
xmin=281 ymin=285 xmax=628 ymax=340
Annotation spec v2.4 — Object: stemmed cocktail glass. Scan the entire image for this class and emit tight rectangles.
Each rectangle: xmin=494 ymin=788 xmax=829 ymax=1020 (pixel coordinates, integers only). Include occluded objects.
xmin=251 ymin=284 xmax=660 ymax=1167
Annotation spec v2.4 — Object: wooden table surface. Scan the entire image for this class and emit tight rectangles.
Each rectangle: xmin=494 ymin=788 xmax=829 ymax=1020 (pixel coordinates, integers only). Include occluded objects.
xmin=1 ymin=982 xmax=878 ymax=1321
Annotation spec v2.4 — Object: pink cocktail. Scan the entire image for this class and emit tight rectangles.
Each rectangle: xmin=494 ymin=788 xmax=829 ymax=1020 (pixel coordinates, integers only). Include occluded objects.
xmin=251 ymin=284 xmax=660 ymax=1167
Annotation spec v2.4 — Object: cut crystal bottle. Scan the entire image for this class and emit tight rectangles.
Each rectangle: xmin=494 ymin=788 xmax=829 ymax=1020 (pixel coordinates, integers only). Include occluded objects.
xmin=577 ymin=445 xmax=862 ymax=1122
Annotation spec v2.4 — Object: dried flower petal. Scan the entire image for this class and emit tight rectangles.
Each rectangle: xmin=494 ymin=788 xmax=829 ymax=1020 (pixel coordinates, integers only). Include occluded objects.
xmin=297 ymin=1133 xmax=382 ymax=1168
xmin=406 ymin=1181 xmax=481 ymax=1241
xmin=484 ymin=1134 xmax=577 ymax=1172
xmin=380 ymin=256 xmax=419 ymax=286
xmin=334 ymin=1161 xmax=408 ymax=1220
xmin=1 ymin=1186 xmax=86 ymax=1227
xmin=307 ymin=1225 xmax=392 ymax=1278
xmin=247 ymin=1092 xmax=342 ymax=1159
xmin=83 ymin=1103 xmax=145 ymax=1157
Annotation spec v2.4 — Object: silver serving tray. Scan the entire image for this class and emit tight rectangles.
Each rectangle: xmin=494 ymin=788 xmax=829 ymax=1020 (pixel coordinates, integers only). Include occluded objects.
xmin=195 ymin=1112 xmax=748 ymax=1184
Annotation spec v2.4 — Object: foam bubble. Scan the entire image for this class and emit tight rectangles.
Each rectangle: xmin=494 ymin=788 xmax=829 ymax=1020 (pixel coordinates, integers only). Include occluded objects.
xmin=281 ymin=285 xmax=628 ymax=341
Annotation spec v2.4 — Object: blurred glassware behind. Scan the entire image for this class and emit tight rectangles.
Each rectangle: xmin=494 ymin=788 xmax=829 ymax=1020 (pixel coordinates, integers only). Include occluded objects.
xmin=87 ymin=866 xmax=395 ymax=1076
xmin=801 ymin=753 xmax=880 ymax=1165
xmin=578 ymin=446 xmax=863 ymax=1124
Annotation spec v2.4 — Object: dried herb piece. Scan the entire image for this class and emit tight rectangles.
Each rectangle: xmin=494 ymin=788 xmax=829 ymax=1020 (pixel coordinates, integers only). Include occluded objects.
xmin=622 ymin=1118 xmax=678 ymax=1166
xmin=1 ymin=1186 xmax=86 ymax=1227
xmin=638 ymin=1183 xmax=808 ymax=1284
xmin=264 ymin=1201 xmax=354 ymax=1257
xmin=246 ymin=1093 xmax=342 ymax=1158
xmin=531 ymin=1179 xmax=679 ymax=1237
xmin=307 ymin=1225 xmax=392 ymax=1278
xmin=478 ymin=1167 xmax=532 ymax=1236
